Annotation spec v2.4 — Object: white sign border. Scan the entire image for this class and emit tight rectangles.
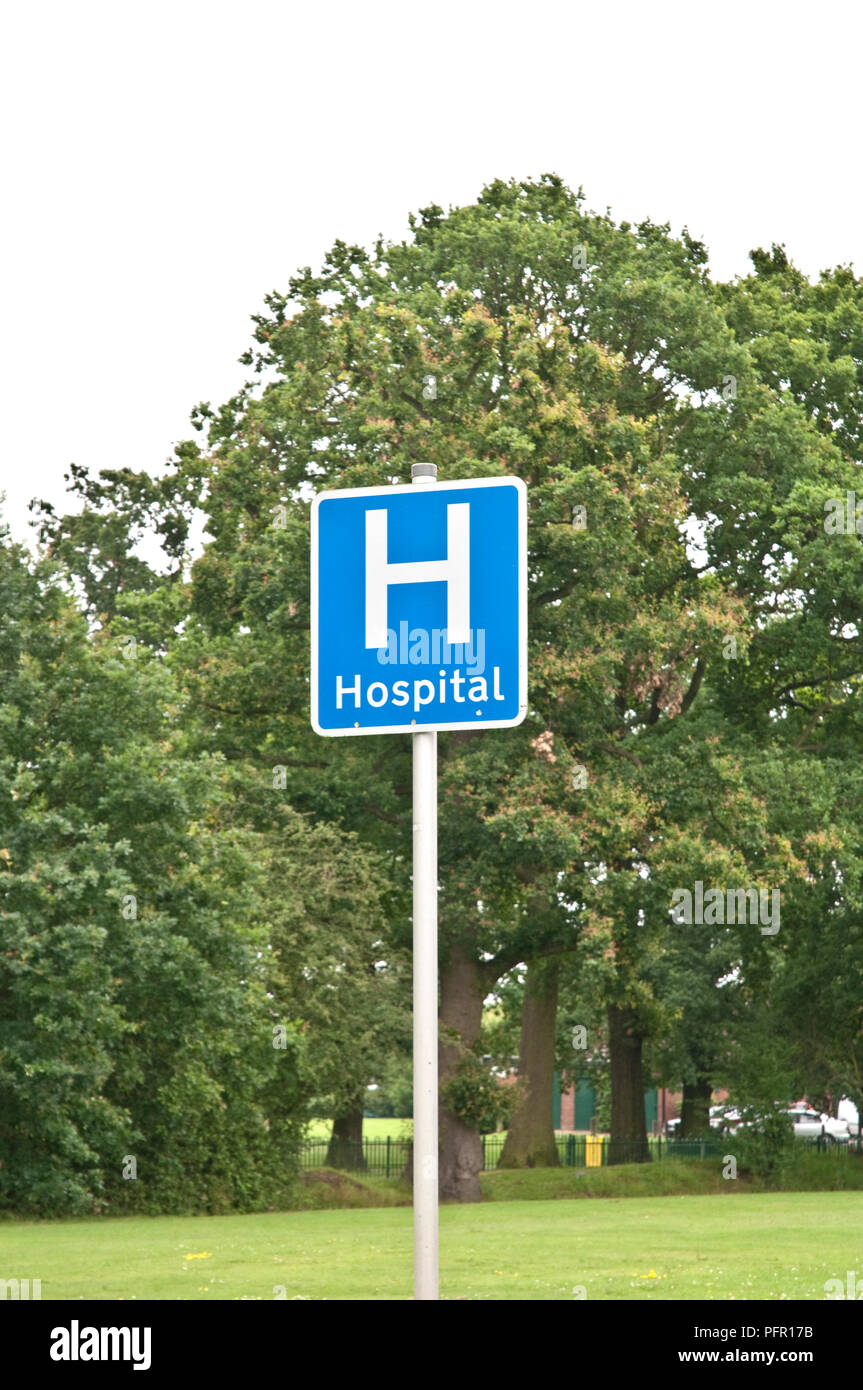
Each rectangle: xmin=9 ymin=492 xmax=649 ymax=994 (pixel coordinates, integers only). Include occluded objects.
xmin=310 ymin=475 xmax=528 ymax=737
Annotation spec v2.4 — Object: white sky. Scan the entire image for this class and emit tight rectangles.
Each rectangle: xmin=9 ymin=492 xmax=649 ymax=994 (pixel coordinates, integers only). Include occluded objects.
xmin=2 ymin=0 xmax=862 ymax=545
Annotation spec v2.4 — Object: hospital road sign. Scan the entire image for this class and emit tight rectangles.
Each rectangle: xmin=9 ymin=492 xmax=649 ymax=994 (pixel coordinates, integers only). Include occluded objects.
xmin=311 ymin=475 xmax=527 ymax=736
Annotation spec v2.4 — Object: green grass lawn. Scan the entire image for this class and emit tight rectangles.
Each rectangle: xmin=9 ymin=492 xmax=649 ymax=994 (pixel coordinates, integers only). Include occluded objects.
xmin=304 ymin=1121 xmax=724 ymax=1151
xmin=4 ymin=1191 xmax=862 ymax=1300
xmin=306 ymin=1120 xmax=606 ymax=1143
xmin=305 ymin=1117 xmax=414 ymax=1141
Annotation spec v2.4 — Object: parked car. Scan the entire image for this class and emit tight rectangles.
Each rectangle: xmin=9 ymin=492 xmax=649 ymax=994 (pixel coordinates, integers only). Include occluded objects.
xmin=667 ymin=1101 xmax=852 ymax=1142
xmin=710 ymin=1105 xmax=743 ymax=1132
xmin=666 ymin=1108 xmax=736 ymax=1136
xmin=712 ymin=1103 xmax=850 ymax=1142
xmin=781 ymin=1107 xmax=851 ymax=1143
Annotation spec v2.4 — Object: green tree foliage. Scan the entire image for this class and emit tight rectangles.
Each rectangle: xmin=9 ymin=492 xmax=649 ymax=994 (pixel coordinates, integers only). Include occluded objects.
xmin=0 ymin=531 xmax=305 ymax=1214
xmin=27 ymin=177 xmax=863 ymax=1202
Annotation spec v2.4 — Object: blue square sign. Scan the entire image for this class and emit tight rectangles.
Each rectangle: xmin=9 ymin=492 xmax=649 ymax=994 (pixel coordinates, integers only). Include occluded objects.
xmin=311 ymin=476 xmax=527 ymax=735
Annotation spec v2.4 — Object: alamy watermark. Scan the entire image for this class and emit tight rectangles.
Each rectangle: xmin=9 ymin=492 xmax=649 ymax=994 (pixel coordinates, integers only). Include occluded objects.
xmin=1 ymin=1278 xmax=41 ymax=1300
xmin=825 ymin=492 xmax=863 ymax=535
xmin=376 ymin=624 xmax=486 ymax=675
xmin=669 ymin=882 xmax=780 ymax=935
xmin=824 ymin=1271 xmax=863 ymax=1299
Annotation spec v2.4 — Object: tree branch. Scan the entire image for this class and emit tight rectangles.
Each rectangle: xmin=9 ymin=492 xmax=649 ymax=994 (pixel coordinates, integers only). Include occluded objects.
xmin=680 ymin=657 xmax=705 ymax=715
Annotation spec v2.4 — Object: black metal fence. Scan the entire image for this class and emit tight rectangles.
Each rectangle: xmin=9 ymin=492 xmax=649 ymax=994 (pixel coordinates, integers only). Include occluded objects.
xmin=299 ymin=1130 xmax=860 ymax=1176
xmin=301 ymin=1137 xmax=411 ymax=1177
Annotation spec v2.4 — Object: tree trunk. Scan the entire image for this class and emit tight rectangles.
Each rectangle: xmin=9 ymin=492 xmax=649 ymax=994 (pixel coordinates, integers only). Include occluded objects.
xmin=499 ymin=959 xmax=561 ymax=1167
xmin=607 ymin=1003 xmax=650 ymax=1163
xmin=679 ymin=1078 xmax=712 ymax=1138
xmin=438 ymin=944 xmax=486 ymax=1202
xmin=326 ymin=1103 xmax=365 ymax=1170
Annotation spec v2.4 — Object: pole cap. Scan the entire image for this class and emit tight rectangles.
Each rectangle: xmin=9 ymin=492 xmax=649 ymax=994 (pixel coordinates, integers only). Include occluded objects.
xmin=411 ymin=462 xmax=437 ymax=482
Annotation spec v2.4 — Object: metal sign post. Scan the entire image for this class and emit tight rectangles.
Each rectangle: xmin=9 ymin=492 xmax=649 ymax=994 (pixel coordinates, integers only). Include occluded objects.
xmin=310 ymin=463 xmax=527 ymax=1301
xmin=410 ymin=462 xmax=439 ymax=1300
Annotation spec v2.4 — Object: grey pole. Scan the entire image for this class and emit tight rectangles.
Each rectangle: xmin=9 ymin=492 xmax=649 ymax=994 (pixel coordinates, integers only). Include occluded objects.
xmin=411 ymin=460 xmax=439 ymax=1300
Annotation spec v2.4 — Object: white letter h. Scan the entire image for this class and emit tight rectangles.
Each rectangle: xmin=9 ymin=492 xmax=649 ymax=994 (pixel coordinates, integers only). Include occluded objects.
xmin=365 ymin=504 xmax=470 ymax=649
